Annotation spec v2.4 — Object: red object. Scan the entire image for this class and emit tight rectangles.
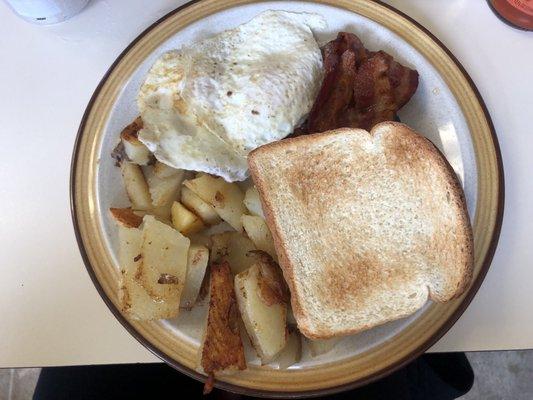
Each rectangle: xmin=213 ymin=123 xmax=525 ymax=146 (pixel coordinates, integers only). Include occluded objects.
xmin=489 ymin=0 xmax=533 ymax=30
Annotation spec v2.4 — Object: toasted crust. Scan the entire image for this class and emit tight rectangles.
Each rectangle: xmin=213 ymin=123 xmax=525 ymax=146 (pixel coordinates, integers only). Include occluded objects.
xmin=248 ymin=122 xmax=474 ymax=339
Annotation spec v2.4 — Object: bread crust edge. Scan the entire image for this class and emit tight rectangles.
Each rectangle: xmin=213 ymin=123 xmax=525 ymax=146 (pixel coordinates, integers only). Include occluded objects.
xmin=248 ymin=122 xmax=474 ymax=339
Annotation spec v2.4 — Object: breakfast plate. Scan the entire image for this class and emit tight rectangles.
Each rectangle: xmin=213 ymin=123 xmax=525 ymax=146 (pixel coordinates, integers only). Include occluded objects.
xmin=71 ymin=0 xmax=503 ymax=396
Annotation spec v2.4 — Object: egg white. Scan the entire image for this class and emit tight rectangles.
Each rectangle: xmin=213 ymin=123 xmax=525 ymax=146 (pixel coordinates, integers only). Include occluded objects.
xmin=138 ymin=10 xmax=326 ymax=181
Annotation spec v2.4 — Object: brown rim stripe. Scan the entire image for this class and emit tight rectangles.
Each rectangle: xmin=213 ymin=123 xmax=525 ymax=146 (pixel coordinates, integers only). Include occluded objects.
xmin=70 ymin=0 xmax=504 ymax=397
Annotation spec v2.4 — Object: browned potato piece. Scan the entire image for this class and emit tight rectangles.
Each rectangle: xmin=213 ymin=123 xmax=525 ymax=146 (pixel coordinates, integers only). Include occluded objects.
xmin=241 ymin=215 xmax=277 ymax=260
xmin=153 ymin=161 xmax=181 ymax=178
xmin=235 ymin=264 xmax=287 ymax=364
xmin=210 ymin=232 xmax=231 ymax=264
xmin=135 ymin=216 xmax=189 ymax=305
xmin=210 ymin=232 xmax=257 ymax=275
xmin=201 ymin=261 xmax=246 ymax=393
xmin=120 ymin=117 xmax=150 ymax=165
xmin=181 ymin=187 xmax=221 ymax=226
xmin=184 ymin=175 xmax=246 ymax=231
xmin=149 ymin=203 xmax=173 ymax=225
xmin=187 ymin=232 xmax=212 ymax=249
xmin=171 ymin=201 xmax=205 ymax=235
xmin=118 ymin=225 xmax=178 ymax=320
xmin=144 ymin=166 xmax=185 ymax=207
xmin=249 ymin=250 xmax=289 ymax=304
xmin=180 ymin=244 xmax=209 ymax=309
xmin=121 ymin=162 xmax=152 ymax=210
xmin=243 ymin=187 xmax=264 ymax=218
xmin=133 ymin=205 xmax=173 ymax=226
xmin=110 ymin=207 xmax=143 ymax=228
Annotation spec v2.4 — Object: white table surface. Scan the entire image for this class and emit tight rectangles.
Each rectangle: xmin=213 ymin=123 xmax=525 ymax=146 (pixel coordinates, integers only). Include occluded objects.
xmin=0 ymin=0 xmax=531 ymax=368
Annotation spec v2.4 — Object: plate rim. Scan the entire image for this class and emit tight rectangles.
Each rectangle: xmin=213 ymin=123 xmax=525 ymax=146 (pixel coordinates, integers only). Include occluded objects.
xmin=70 ymin=0 xmax=504 ymax=397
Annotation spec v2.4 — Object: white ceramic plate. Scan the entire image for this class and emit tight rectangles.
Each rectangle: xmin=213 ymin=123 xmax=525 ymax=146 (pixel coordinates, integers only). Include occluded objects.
xmin=100 ymin=1 xmax=477 ymax=365
xmin=72 ymin=0 xmax=502 ymax=396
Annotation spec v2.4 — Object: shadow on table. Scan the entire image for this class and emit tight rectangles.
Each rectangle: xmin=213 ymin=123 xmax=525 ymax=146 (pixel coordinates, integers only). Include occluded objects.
xmin=33 ymin=353 xmax=473 ymax=400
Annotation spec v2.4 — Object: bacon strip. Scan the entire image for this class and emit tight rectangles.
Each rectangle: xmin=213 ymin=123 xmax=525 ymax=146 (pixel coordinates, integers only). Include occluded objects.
xmin=306 ymin=33 xmax=418 ymax=133
xmin=308 ymin=49 xmax=358 ymax=133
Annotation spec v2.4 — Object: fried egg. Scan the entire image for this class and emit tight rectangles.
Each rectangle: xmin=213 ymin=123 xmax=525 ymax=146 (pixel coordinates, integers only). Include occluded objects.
xmin=137 ymin=10 xmax=326 ymax=181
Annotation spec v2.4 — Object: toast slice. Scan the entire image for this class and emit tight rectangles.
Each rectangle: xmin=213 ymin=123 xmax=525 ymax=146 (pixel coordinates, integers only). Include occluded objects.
xmin=248 ymin=122 xmax=474 ymax=339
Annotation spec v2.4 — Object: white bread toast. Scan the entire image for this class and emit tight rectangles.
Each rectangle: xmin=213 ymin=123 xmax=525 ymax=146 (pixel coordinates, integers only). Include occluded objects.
xmin=248 ymin=122 xmax=474 ymax=339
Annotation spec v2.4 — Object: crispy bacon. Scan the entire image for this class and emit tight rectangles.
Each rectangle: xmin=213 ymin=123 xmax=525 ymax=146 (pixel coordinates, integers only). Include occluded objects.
xmin=306 ymin=32 xmax=418 ymax=133
xmin=336 ymin=32 xmax=368 ymax=66
xmin=308 ymin=50 xmax=357 ymax=134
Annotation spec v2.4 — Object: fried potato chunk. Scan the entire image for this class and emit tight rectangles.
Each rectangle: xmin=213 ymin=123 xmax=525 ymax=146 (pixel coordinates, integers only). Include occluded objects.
xmin=184 ymin=175 xmax=246 ymax=231
xmin=110 ymin=207 xmax=143 ymax=228
xmin=120 ymin=117 xmax=151 ymax=165
xmin=201 ymin=261 xmax=246 ymax=393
